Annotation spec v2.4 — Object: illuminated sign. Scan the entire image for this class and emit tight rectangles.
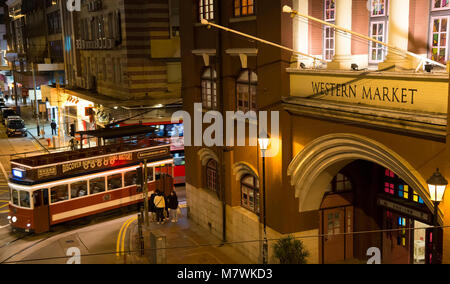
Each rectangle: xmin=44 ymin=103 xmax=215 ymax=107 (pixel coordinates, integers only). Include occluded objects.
xmin=12 ymin=169 xmax=25 ymax=179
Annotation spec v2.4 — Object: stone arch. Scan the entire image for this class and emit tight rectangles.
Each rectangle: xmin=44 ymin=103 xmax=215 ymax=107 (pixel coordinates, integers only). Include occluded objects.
xmin=198 ymin=148 xmax=219 ymax=166
xmin=232 ymin=162 xmax=259 ymax=181
xmin=287 ymin=133 xmax=440 ymax=223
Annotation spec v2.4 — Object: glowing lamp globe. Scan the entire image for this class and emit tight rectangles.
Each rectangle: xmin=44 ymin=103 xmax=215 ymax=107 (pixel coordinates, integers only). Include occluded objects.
xmin=427 ymin=169 xmax=448 ymax=203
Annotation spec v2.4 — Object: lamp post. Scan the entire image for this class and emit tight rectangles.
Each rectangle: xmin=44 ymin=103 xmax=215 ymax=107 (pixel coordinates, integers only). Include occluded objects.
xmin=427 ymin=168 xmax=448 ymax=264
xmin=258 ymin=132 xmax=270 ymax=265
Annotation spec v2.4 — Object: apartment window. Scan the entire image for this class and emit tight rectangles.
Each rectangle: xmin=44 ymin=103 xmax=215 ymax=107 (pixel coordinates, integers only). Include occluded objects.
xmin=430 ymin=16 xmax=449 ymax=64
xmin=199 ymin=0 xmax=214 ymax=21
xmin=324 ymin=0 xmax=336 ymax=61
xmin=241 ymin=175 xmax=259 ymax=214
xmin=201 ymin=67 xmax=217 ymax=110
xmin=432 ymin=0 xmax=450 ymax=10
xmin=206 ymin=159 xmax=218 ymax=193
xmin=369 ymin=0 xmax=388 ymax=63
xmin=324 ymin=26 xmax=335 ymax=61
xmin=324 ymin=0 xmax=335 ymax=21
xmin=234 ymin=0 xmax=255 ymax=17
xmin=371 ymin=0 xmax=387 ymax=17
xmin=236 ymin=70 xmax=257 ymax=112
xmin=369 ymin=22 xmax=386 ymax=62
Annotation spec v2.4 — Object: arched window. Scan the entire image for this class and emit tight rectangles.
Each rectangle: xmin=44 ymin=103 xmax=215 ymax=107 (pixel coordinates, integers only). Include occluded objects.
xmin=328 ymin=173 xmax=352 ymax=193
xmin=206 ymin=159 xmax=219 ymax=193
xmin=201 ymin=67 xmax=217 ymax=110
xmin=199 ymin=0 xmax=214 ymax=21
xmin=234 ymin=0 xmax=255 ymax=17
xmin=241 ymin=174 xmax=259 ymax=214
xmin=236 ymin=70 xmax=257 ymax=112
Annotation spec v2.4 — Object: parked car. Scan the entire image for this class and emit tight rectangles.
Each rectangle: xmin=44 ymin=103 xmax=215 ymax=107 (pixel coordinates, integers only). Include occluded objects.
xmin=1 ymin=108 xmax=17 ymax=124
xmin=6 ymin=117 xmax=27 ymax=137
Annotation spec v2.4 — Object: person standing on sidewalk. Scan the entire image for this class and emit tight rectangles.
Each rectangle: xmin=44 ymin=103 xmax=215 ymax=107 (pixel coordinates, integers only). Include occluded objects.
xmin=167 ymin=191 xmax=179 ymax=223
xmin=51 ymin=120 xmax=57 ymax=136
xmin=153 ymin=190 xmax=166 ymax=224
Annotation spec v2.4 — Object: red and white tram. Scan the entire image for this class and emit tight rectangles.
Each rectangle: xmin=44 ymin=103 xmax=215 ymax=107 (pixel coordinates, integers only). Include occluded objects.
xmin=7 ymin=140 xmax=174 ymax=233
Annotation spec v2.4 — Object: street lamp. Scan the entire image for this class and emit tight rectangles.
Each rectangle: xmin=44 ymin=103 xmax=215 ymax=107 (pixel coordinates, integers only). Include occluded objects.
xmin=258 ymin=132 xmax=270 ymax=265
xmin=427 ymin=168 xmax=448 ymax=264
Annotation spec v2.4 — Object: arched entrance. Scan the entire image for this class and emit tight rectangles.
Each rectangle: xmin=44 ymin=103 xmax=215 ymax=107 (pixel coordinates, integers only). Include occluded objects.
xmin=287 ymin=134 xmax=442 ymax=264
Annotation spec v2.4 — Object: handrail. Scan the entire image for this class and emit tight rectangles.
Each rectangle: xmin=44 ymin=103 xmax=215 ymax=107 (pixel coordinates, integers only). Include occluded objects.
xmin=200 ymin=19 xmax=327 ymax=65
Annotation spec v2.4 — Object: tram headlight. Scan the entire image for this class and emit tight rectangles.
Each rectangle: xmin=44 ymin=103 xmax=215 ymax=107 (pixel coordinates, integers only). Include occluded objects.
xmin=7 ymin=216 xmax=11 ymax=220
xmin=26 ymin=224 xmax=31 ymax=228
xmin=11 ymin=216 xmax=17 ymax=223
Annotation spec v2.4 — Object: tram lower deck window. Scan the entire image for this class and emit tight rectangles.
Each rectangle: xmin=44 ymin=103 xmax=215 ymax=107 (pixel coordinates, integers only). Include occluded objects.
xmin=20 ymin=191 xmax=30 ymax=208
xmin=124 ymin=171 xmax=137 ymax=187
xmin=11 ymin=189 xmax=19 ymax=206
xmin=90 ymin=177 xmax=106 ymax=194
xmin=71 ymin=181 xmax=88 ymax=199
xmin=108 ymin=174 xmax=123 ymax=191
xmin=51 ymin=185 xmax=69 ymax=204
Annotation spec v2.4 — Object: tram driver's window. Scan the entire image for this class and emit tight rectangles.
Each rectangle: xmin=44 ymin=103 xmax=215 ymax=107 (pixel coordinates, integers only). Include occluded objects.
xmin=90 ymin=177 xmax=106 ymax=194
xmin=11 ymin=189 xmax=19 ymax=206
xmin=70 ymin=181 xmax=88 ymax=199
xmin=19 ymin=191 xmax=30 ymax=208
xmin=108 ymin=174 xmax=123 ymax=191
xmin=124 ymin=171 xmax=137 ymax=187
xmin=51 ymin=185 xmax=69 ymax=204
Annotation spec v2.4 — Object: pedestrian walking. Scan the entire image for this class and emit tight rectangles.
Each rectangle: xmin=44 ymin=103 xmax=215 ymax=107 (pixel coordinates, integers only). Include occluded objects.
xmin=153 ymin=190 xmax=166 ymax=224
xmin=51 ymin=120 xmax=57 ymax=136
xmin=167 ymin=190 xmax=179 ymax=223
xmin=4 ymin=94 xmax=8 ymax=101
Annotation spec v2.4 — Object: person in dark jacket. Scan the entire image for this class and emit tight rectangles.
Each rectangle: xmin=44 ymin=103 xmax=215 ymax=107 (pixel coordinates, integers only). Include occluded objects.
xmin=149 ymin=190 xmax=157 ymax=222
xmin=167 ymin=191 xmax=179 ymax=223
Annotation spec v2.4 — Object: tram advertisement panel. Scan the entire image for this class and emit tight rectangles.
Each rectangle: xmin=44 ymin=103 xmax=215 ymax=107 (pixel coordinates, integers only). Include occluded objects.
xmin=12 ymin=146 xmax=171 ymax=182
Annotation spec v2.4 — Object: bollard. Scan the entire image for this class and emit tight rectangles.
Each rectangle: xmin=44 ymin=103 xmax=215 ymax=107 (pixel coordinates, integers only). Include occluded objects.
xmin=46 ymin=138 xmax=52 ymax=148
xmin=149 ymin=230 xmax=166 ymax=264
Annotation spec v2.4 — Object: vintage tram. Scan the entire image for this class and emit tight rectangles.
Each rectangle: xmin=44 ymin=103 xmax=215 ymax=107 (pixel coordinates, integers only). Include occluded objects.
xmin=7 ymin=140 xmax=174 ymax=233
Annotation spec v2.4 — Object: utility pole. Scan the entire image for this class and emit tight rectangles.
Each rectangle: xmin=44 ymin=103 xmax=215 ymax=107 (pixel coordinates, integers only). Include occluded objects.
xmin=32 ymin=63 xmax=40 ymax=136
xmin=11 ymin=58 xmax=19 ymax=111
xmin=143 ymin=159 xmax=149 ymax=226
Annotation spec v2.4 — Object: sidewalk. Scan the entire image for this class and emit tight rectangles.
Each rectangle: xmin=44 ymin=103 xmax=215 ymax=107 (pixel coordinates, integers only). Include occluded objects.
xmin=128 ymin=207 xmax=255 ymax=264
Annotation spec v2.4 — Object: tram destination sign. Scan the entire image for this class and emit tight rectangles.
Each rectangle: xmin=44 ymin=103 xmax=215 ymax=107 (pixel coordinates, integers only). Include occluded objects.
xmin=22 ymin=146 xmax=171 ymax=182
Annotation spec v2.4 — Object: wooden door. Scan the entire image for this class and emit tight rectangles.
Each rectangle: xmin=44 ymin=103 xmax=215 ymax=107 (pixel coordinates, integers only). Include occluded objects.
xmin=323 ymin=207 xmax=346 ymax=264
xmin=33 ymin=189 xmax=50 ymax=234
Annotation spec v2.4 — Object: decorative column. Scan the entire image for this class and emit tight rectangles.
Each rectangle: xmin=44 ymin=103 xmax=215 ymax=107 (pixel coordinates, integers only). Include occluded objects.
xmin=327 ymin=0 xmax=353 ymax=70
xmin=293 ymin=0 xmax=310 ymax=67
xmin=378 ymin=0 xmax=412 ymax=71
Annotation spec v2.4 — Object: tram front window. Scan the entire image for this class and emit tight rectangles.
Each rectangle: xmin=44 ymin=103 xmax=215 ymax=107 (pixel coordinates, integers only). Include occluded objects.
xmin=71 ymin=181 xmax=88 ymax=199
xmin=90 ymin=177 xmax=106 ymax=194
xmin=11 ymin=189 xmax=19 ymax=206
xmin=108 ymin=174 xmax=123 ymax=191
xmin=51 ymin=185 xmax=69 ymax=203
xmin=19 ymin=191 xmax=30 ymax=208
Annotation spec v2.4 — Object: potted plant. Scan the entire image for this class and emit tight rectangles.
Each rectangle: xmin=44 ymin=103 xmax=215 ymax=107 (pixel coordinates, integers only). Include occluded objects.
xmin=272 ymin=235 xmax=309 ymax=264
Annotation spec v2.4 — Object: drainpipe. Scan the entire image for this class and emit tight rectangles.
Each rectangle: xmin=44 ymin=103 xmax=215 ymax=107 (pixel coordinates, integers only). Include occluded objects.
xmin=216 ymin=1 xmax=226 ymax=244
